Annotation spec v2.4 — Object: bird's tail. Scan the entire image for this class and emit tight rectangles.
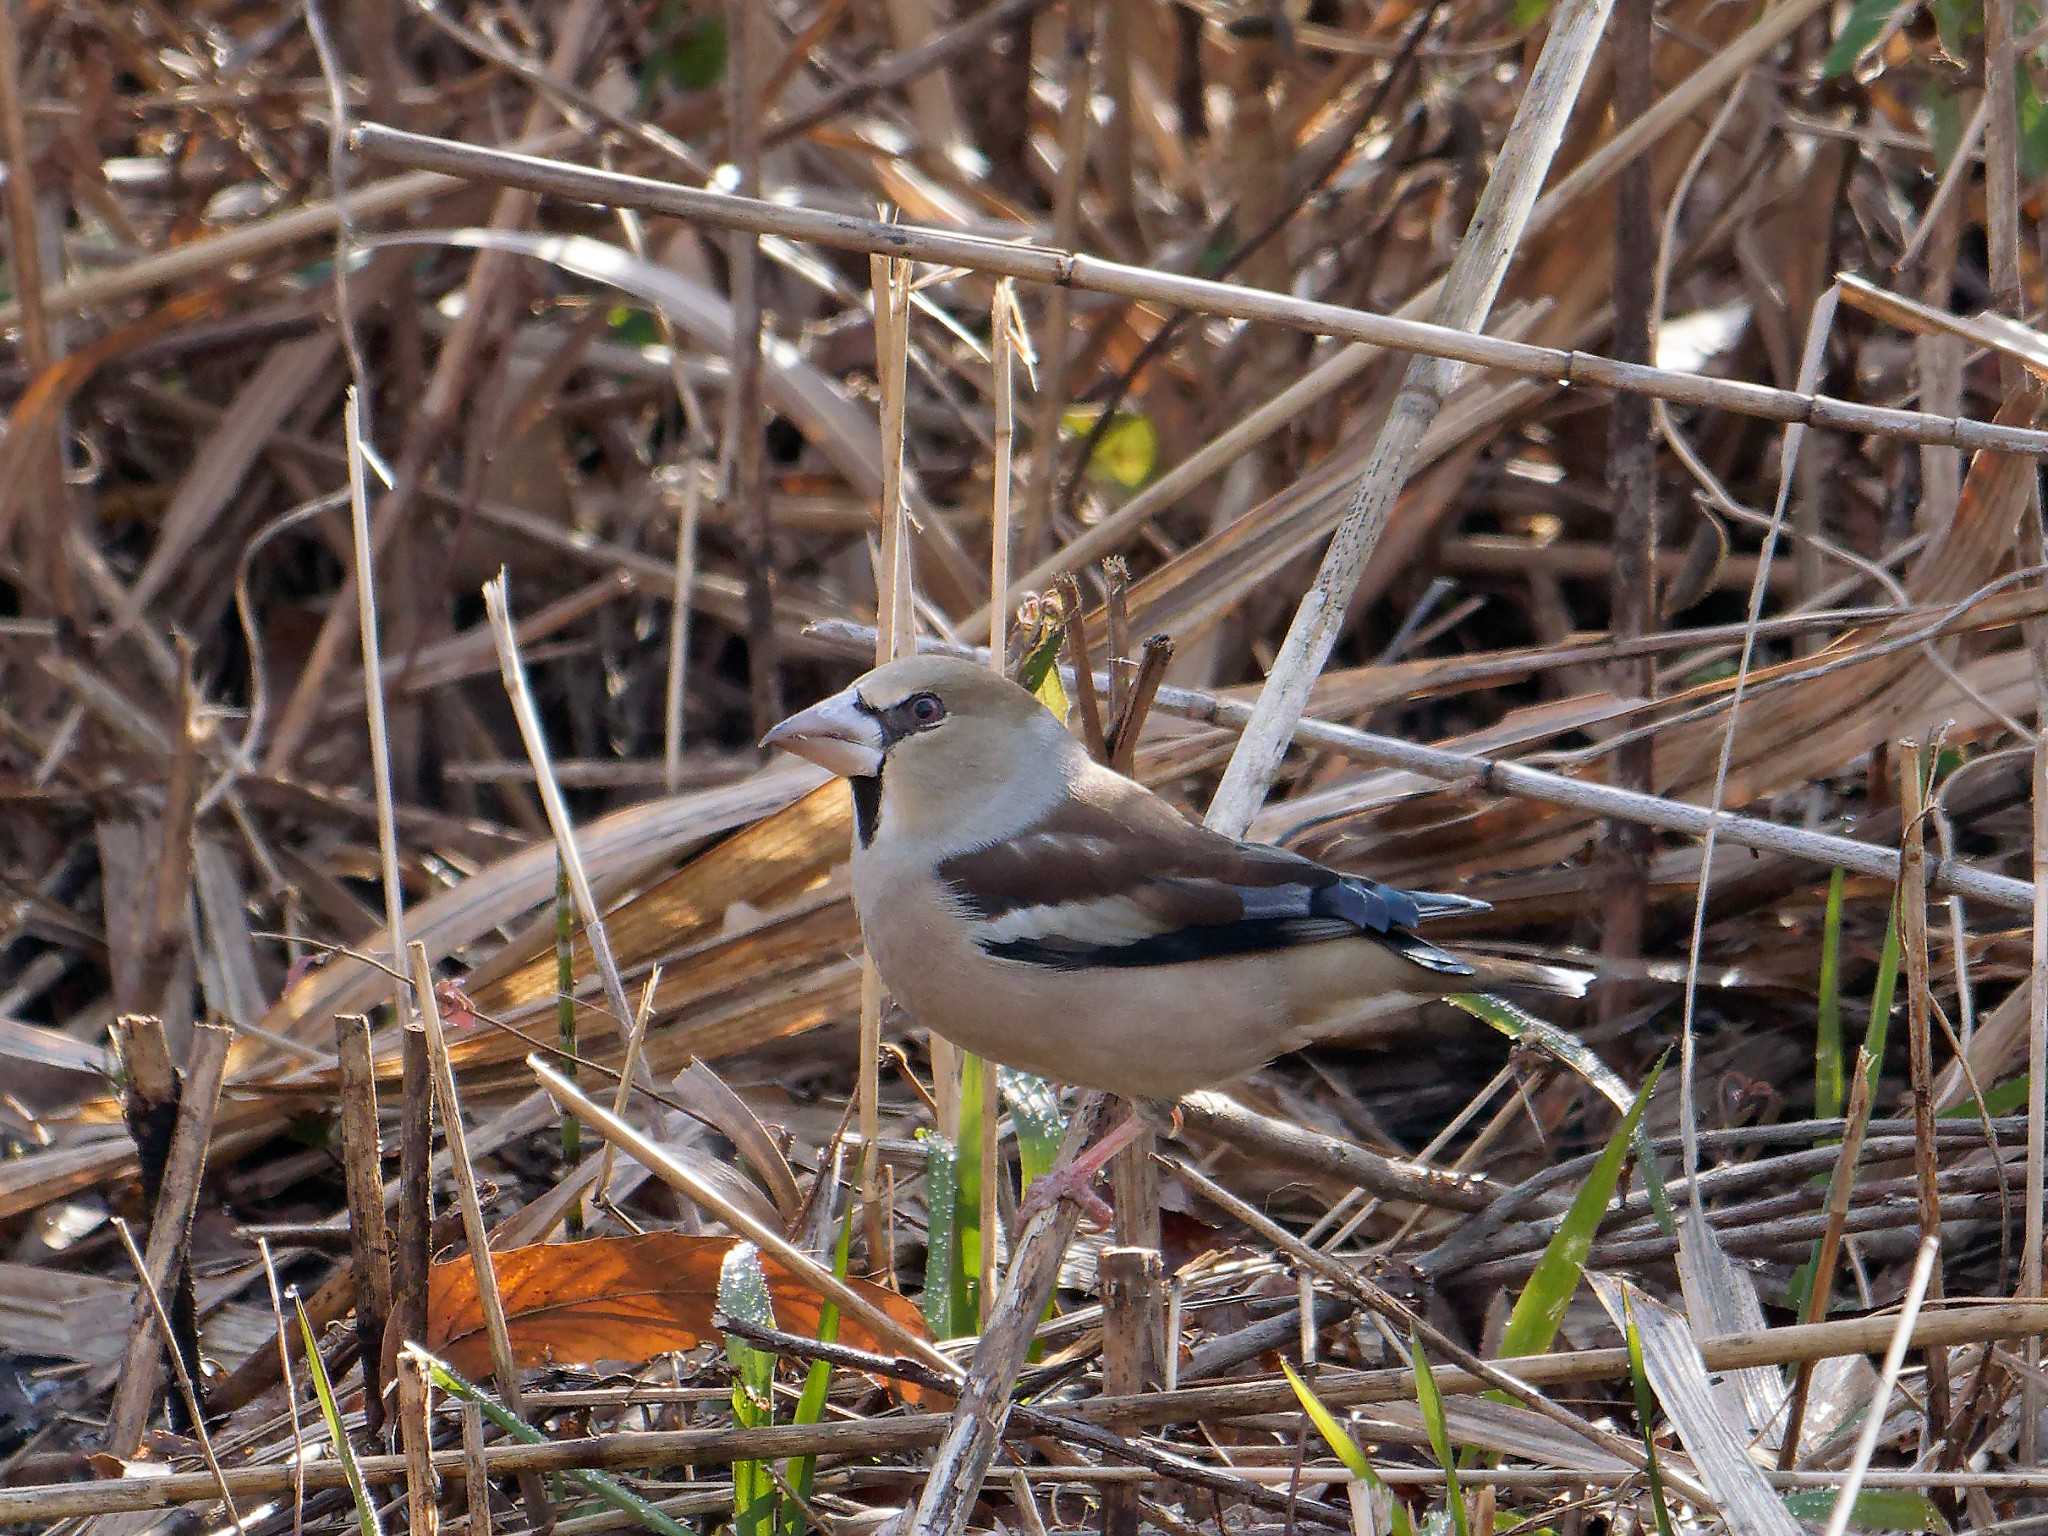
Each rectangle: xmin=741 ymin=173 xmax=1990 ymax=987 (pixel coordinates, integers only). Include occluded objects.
xmin=1462 ymin=955 xmax=1594 ymax=997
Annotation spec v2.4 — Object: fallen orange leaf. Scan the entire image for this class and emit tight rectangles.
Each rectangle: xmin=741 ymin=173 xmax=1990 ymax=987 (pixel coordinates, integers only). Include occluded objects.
xmin=426 ymin=1232 xmax=940 ymax=1403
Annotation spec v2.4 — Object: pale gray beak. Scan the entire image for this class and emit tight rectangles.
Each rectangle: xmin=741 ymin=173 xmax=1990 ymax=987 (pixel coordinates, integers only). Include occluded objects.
xmin=759 ymin=687 xmax=885 ymax=777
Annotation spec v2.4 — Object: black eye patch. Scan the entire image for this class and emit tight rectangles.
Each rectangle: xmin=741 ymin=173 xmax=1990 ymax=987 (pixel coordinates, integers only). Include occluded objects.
xmin=854 ymin=690 xmax=948 ymax=747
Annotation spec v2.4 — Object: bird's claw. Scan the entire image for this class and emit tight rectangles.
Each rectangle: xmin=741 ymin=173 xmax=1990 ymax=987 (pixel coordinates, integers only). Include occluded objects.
xmin=1016 ymin=1162 xmax=1115 ymax=1231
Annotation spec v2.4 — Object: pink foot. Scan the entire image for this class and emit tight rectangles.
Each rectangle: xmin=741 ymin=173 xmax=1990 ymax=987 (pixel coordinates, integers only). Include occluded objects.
xmin=1015 ymin=1113 xmax=1149 ymax=1231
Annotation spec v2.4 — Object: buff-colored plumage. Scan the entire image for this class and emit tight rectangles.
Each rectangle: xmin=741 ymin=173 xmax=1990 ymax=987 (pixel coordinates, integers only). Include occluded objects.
xmin=763 ymin=654 xmax=1581 ymax=1101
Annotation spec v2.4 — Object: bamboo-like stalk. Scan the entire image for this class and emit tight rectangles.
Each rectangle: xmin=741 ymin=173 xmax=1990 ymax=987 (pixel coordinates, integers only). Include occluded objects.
xmin=349 ymin=122 xmax=2048 ymax=460
xmin=1204 ymin=0 xmax=1618 ymax=838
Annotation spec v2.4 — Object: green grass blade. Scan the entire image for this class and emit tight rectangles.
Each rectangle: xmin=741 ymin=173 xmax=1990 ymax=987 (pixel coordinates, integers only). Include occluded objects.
xmin=718 ymin=1243 xmax=779 ymax=1536
xmin=297 ymin=1297 xmax=381 ymax=1536
xmin=1622 ymin=1292 xmax=1678 ymax=1536
xmin=1779 ymin=1489 xmax=1951 ymax=1533
xmin=1408 ymin=1329 xmax=1468 ymax=1536
xmin=1279 ymin=1362 xmax=1413 ymax=1536
xmin=920 ymin=1130 xmax=962 ymax=1338
xmin=414 ymin=1347 xmax=691 ymax=1536
xmin=955 ymin=1051 xmax=990 ymax=1325
xmin=1497 ymin=1058 xmax=1662 ymax=1361
xmin=1448 ymin=992 xmax=1675 ymax=1236
xmin=1862 ymin=894 xmax=1903 ymax=1099
xmin=999 ymin=1068 xmax=1065 ymax=1190
xmin=1816 ymin=868 xmax=1845 ymax=1120
xmin=781 ymin=1196 xmax=856 ymax=1536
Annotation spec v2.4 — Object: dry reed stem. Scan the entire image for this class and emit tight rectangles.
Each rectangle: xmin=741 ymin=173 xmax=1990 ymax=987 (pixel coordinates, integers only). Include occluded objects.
xmin=111 ymin=1216 xmax=240 ymax=1524
xmin=1205 ymin=0 xmax=1616 ymax=837
xmin=481 ymin=572 xmax=644 ymax=1077
xmin=412 ymin=942 xmax=552 ymax=1528
xmin=103 ymin=1021 xmax=232 ymax=1458
xmin=345 ymin=390 xmax=409 ymax=1021
xmin=1899 ymin=740 xmax=1953 ymax=1433
xmin=1821 ymin=1237 xmax=1942 ymax=1536
xmin=525 ymin=1054 xmax=957 ymax=1376
xmin=348 ymin=124 xmax=2048 ymax=458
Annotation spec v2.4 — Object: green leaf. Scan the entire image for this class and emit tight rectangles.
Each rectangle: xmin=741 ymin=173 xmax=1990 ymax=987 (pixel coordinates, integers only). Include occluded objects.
xmin=298 ymin=1299 xmax=381 ymax=1536
xmin=1014 ymin=621 xmax=1066 ymax=701
xmin=719 ymin=1244 xmax=779 ymax=1536
xmin=1780 ymin=1489 xmax=1952 ymax=1533
xmin=1938 ymin=1071 xmax=2030 ymax=1117
xmin=1863 ymin=894 xmax=1903 ymax=1099
xmin=1816 ymin=868 xmax=1846 ymax=1120
xmin=1497 ymin=1059 xmax=1663 ymax=1361
xmin=999 ymin=1068 xmax=1066 ymax=1190
xmin=1930 ymin=0 xmax=1979 ymax=60
xmin=782 ymin=1198 xmax=854 ymax=1536
xmin=1409 ymin=1330 xmax=1468 ymax=1536
xmin=1060 ymin=406 xmax=1159 ymax=489
xmin=920 ymin=1130 xmax=962 ymax=1338
xmin=1510 ymin=0 xmax=1554 ymax=24
xmin=1280 ymin=1361 xmax=1413 ymax=1536
xmin=1822 ymin=0 xmax=1901 ymax=77
xmin=655 ymin=6 xmax=727 ymax=91
xmin=1623 ymin=1293 xmax=1678 ymax=1536
xmin=955 ymin=1053 xmax=993 ymax=1327
xmin=608 ymin=304 xmax=662 ymax=347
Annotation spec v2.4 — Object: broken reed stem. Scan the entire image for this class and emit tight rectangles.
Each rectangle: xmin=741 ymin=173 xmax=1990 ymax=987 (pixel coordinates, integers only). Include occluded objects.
xmin=345 ymin=389 xmax=408 ymax=1011
xmin=597 ymin=969 xmax=662 ymax=1208
xmin=1778 ymin=1047 xmax=1875 ymax=1469
xmin=991 ymin=280 xmax=1018 ymax=673
xmin=103 ymin=1021 xmax=232 ymax=1459
xmin=411 ymin=941 xmax=553 ymax=1528
xmin=111 ymin=1217 xmax=240 ymax=1524
xmin=1897 ymin=740 xmax=1952 ymax=1434
xmin=807 ymin=620 xmax=2037 ymax=913
xmin=1820 ymin=1237 xmax=1941 ymax=1536
xmin=335 ymin=1012 xmax=393 ymax=1435
xmin=725 ymin=0 xmax=780 ymax=741
xmin=911 ymin=1092 xmax=1114 ymax=1536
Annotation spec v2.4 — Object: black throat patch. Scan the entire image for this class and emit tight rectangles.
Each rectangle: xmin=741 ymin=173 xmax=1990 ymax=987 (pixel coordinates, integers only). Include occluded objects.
xmin=850 ymin=774 xmax=883 ymax=847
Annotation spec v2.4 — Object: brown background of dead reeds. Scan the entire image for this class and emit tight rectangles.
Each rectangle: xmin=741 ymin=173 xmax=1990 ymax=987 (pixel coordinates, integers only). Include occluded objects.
xmin=3 ymin=0 xmax=2048 ymax=1531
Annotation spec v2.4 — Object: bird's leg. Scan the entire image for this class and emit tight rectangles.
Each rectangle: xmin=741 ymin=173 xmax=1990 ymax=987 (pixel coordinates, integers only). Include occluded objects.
xmin=1014 ymin=1108 xmax=1150 ymax=1231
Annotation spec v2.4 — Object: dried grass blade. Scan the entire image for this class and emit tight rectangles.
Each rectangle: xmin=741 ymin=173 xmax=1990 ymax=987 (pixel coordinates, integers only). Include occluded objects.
xmin=1588 ymin=1274 xmax=1798 ymax=1535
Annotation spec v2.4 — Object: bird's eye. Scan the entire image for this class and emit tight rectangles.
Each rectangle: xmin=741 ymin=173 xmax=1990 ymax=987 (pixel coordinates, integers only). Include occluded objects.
xmin=908 ymin=692 xmax=945 ymax=726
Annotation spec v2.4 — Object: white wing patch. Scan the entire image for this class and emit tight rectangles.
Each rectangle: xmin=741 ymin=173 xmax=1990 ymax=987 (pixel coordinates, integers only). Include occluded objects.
xmin=973 ymin=894 xmax=1173 ymax=947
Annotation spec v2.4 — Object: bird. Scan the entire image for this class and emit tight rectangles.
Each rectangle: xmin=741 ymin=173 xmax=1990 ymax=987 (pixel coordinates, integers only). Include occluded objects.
xmin=761 ymin=652 xmax=1584 ymax=1218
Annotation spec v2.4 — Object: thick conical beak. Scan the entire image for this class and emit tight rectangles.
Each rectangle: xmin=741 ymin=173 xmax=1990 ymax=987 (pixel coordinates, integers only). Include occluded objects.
xmin=759 ymin=687 xmax=885 ymax=777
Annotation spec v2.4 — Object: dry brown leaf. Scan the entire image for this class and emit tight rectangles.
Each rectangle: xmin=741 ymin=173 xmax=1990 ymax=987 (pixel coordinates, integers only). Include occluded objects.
xmin=426 ymin=1232 xmax=939 ymax=1402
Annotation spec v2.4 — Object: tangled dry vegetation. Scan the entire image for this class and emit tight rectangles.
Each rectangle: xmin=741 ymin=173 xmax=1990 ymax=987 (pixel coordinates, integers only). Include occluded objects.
xmin=5 ymin=0 xmax=2048 ymax=1532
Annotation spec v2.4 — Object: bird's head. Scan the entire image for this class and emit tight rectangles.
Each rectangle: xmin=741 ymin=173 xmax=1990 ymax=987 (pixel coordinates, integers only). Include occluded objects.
xmin=761 ymin=653 xmax=1077 ymax=843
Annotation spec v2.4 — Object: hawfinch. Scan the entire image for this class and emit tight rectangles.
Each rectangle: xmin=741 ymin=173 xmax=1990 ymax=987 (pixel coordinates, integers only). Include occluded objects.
xmin=763 ymin=655 xmax=1581 ymax=1107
